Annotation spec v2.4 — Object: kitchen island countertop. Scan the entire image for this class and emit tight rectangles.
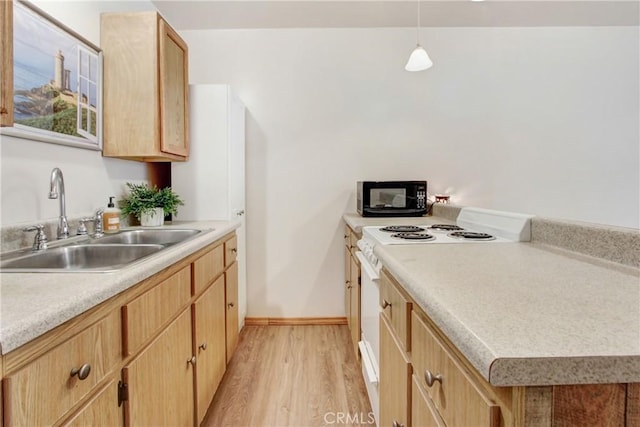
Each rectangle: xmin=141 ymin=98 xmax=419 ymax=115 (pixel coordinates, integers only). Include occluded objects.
xmin=0 ymin=220 xmax=239 ymax=355
xmin=343 ymin=212 xmax=640 ymax=386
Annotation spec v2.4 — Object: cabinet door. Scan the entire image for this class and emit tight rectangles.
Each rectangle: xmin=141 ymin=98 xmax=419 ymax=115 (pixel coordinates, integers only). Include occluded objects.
xmin=61 ymin=379 xmax=123 ymax=427
xmin=159 ymin=17 xmax=189 ymax=157
xmin=344 ymin=244 xmax=352 ymax=326
xmin=380 ymin=315 xmax=411 ymax=427
xmin=124 ymin=308 xmax=194 ymax=427
xmin=225 ymin=261 xmax=239 ymax=363
xmin=412 ymin=375 xmax=446 ymax=427
xmin=194 ymin=275 xmax=226 ymax=424
xmin=349 ymin=253 xmax=360 ymax=358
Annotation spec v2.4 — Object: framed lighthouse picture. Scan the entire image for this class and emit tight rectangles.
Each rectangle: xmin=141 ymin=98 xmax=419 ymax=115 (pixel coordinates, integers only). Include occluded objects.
xmin=6 ymin=0 xmax=103 ymax=150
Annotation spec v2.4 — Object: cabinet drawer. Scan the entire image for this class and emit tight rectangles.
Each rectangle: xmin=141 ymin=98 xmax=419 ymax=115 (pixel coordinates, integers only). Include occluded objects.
xmin=193 ymin=244 xmax=224 ymax=295
xmin=3 ymin=310 xmax=121 ymax=426
xmin=123 ymin=266 xmax=191 ymax=355
xmin=380 ymin=269 xmax=412 ymax=352
xmin=344 ymin=225 xmax=351 ymax=248
xmin=224 ymin=235 xmax=238 ymax=267
xmin=412 ymin=375 xmax=446 ymax=427
xmin=411 ymin=311 xmax=500 ymax=427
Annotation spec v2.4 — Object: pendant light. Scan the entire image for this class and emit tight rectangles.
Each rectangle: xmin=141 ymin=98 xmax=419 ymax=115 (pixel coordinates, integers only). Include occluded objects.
xmin=405 ymin=0 xmax=433 ymax=72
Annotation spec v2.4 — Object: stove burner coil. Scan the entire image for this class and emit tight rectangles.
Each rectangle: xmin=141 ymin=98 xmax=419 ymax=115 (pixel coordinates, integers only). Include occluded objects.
xmin=391 ymin=232 xmax=436 ymax=241
xmin=448 ymin=231 xmax=495 ymax=241
xmin=429 ymin=224 xmax=464 ymax=231
xmin=380 ymin=225 xmax=425 ymax=233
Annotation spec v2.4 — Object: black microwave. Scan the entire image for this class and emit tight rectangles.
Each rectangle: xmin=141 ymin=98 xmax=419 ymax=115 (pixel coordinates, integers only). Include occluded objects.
xmin=357 ymin=181 xmax=427 ymax=217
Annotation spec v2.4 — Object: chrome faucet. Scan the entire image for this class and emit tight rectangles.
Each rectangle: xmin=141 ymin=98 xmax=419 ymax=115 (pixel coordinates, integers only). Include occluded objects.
xmin=48 ymin=167 xmax=69 ymax=239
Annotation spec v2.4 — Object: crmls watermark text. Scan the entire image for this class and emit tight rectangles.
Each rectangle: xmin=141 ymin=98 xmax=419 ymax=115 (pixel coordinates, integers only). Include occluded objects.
xmin=323 ymin=412 xmax=376 ymax=425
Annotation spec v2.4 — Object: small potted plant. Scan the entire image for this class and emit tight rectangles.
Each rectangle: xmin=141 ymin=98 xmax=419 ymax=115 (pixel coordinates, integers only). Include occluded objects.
xmin=120 ymin=182 xmax=184 ymax=227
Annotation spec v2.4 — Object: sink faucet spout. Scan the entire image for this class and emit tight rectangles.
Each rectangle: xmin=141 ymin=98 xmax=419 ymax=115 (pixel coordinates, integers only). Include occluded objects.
xmin=48 ymin=167 xmax=69 ymax=239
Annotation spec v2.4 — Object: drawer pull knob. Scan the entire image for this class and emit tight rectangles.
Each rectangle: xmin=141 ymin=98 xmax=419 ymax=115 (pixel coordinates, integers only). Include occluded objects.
xmin=382 ymin=300 xmax=391 ymax=309
xmin=231 ymin=248 xmax=237 ymax=253
xmin=188 ymin=356 xmax=196 ymax=366
xmin=228 ymin=302 xmax=235 ymax=308
xmin=199 ymin=343 xmax=207 ymax=351
xmin=425 ymin=370 xmax=442 ymax=387
xmin=70 ymin=364 xmax=91 ymax=380
xmin=392 ymin=421 xmax=404 ymax=427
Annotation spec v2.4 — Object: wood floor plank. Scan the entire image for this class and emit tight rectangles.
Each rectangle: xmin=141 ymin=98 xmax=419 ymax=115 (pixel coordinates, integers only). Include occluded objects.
xmin=202 ymin=325 xmax=374 ymax=427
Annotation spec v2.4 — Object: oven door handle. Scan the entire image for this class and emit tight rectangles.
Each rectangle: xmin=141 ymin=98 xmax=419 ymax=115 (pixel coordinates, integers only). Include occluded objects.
xmin=358 ymin=341 xmax=379 ymax=385
xmin=356 ymin=251 xmax=380 ymax=281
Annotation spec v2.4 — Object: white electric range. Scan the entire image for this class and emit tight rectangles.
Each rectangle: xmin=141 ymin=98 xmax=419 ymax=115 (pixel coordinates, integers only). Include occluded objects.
xmin=355 ymin=208 xmax=534 ymax=425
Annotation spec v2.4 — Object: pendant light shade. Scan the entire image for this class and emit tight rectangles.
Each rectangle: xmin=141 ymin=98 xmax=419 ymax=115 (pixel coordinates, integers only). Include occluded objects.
xmin=405 ymin=44 xmax=433 ymax=71
xmin=405 ymin=1 xmax=433 ymax=72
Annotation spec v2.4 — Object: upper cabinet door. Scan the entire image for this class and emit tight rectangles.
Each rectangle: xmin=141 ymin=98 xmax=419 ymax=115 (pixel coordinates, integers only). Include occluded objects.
xmin=159 ymin=18 xmax=189 ymax=158
xmin=101 ymin=12 xmax=189 ymax=162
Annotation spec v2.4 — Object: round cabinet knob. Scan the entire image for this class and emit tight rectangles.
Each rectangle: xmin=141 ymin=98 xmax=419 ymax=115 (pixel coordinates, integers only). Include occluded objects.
xmin=187 ymin=356 xmax=197 ymax=366
xmin=70 ymin=363 xmax=91 ymax=380
xmin=228 ymin=302 xmax=235 ymax=308
xmin=231 ymin=248 xmax=238 ymax=253
xmin=382 ymin=300 xmax=391 ymax=309
xmin=392 ymin=421 xmax=404 ymax=427
xmin=424 ymin=370 xmax=442 ymax=387
xmin=199 ymin=343 xmax=207 ymax=351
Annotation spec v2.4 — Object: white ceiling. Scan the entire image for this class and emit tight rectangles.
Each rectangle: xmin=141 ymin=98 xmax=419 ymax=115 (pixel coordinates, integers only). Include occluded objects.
xmin=152 ymin=0 xmax=640 ymax=30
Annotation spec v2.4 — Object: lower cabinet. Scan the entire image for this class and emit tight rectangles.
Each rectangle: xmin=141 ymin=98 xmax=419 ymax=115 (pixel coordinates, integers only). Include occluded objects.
xmin=1 ymin=309 xmax=122 ymax=426
xmin=379 ymin=267 xmax=639 ymax=427
xmin=123 ymin=308 xmax=194 ymax=426
xmin=225 ymin=261 xmax=239 ymax=363
xmin=344 ymin=225 xmax=361 ymax=359
xmin=380 ymin=315 xmax=411 ymax=427
xmin=1 ymin=231 xmax=241 ymax=427
xmin=193 ymin=275 xmax=227 ymax=424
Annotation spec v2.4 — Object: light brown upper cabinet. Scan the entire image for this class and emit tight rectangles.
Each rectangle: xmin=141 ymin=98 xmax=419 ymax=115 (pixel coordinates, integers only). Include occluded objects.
xmin=101 ymin=12 xmax=189 ymax=161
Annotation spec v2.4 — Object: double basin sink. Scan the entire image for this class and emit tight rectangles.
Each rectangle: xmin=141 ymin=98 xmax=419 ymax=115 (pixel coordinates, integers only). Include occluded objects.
xmin=0 ymin=229 xmax=205 ymax=273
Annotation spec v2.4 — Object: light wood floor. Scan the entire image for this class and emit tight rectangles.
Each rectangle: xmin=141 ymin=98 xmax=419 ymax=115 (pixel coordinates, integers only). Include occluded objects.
xmin=202 ymin=325 xmax=374 ymax=427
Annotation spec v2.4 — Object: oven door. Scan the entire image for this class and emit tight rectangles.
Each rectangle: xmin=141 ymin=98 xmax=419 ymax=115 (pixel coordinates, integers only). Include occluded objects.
xmin=356 ymin=250 xmax=380 ymax=425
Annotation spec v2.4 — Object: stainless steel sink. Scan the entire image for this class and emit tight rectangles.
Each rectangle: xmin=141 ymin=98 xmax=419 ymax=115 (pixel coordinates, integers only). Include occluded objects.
xmin=0 ymin=244 xmax=165 ymax=272
xmin=91 ymin=228 xmax=202 ymax=245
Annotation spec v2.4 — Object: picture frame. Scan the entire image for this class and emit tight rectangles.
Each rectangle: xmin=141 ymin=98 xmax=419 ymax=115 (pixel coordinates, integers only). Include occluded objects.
xmin=0 ymin=0 xmax=103 ymax=151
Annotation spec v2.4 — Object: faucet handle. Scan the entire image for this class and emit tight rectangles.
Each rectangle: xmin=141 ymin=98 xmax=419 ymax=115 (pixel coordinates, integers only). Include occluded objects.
xmin=93 ymin=209 xmax=105 ymax=238
xmin=23 ymin=225 xmax=48 ymax=251
xmin=77 ymin=218 xmax=95 ymax=235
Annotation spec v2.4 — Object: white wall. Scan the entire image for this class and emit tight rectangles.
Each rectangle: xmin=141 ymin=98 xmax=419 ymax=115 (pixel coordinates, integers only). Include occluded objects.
xmin=0 ymin=1 xmax=156 ymax=227
xmin=182 ymin=26 xmax=639 ymax=318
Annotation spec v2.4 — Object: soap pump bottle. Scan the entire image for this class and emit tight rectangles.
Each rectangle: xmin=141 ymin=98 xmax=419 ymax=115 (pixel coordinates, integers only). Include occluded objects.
xmin=103 ymin=196 xmax=121 ymax=234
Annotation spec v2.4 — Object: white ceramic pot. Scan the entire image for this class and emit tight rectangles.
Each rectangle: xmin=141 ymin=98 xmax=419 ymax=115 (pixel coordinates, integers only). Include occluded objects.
xmin=140 ymin=208 xmax=165 ymax=227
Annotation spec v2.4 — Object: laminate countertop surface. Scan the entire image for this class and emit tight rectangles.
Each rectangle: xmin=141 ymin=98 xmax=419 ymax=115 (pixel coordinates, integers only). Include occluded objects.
xmin=0 ymin=220 xmax=240 ymax=355
xmin=344 ymin=212 xmax=640 ymax=386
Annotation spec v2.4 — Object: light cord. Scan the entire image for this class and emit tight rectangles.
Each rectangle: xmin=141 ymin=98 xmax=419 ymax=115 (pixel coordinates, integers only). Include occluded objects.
xmin=416 ymin=0 xmax=421 ymax=45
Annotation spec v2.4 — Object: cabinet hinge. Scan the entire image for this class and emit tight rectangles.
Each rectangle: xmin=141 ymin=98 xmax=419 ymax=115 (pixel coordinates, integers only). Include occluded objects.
xmin=118 ymin=380 xmax=128 ymax=407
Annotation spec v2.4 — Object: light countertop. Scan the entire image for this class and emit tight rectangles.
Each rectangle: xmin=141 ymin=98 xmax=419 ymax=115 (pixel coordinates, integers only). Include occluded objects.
xmin=344 ymin=213 xmax=640 ymax=386
xmin=0 ymin=220 xmax=239 ymax=355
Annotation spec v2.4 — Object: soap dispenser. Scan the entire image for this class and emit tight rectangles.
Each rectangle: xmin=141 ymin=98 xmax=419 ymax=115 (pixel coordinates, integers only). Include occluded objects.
xmin=103 ymin=196 xmax=121 ymax=234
